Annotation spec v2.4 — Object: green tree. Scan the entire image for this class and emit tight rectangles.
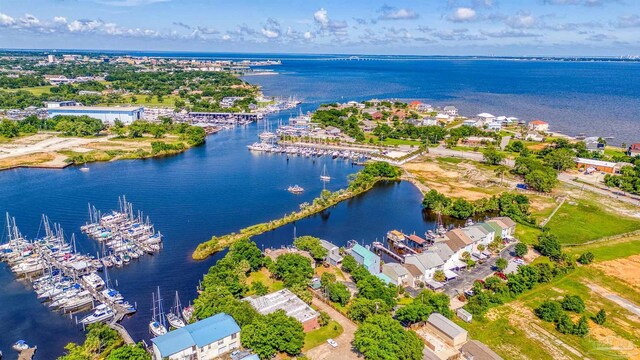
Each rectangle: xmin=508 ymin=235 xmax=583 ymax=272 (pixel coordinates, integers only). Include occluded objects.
xmin=482 ymin=146 xmax=505 ymax=165
xmin=294 ymin=235 xmax=328 ymax=262
xmin=544 ymin=148 xmax=576 ymax=171
xmin=271 ymin=253 xmax=313 ymax=288
xmin=353 ymin=315 xmax=424 ymax=360
xmin=573 ymin=316 xmax=589 ymax=337
xmin=341 ymin=254 xmax=358 ymax=273
xmin=395 ymin=302 xmax=434 ymax=325
xmin=0 ymin=119 xmax=20 ymax=138
xmin=325 ymin=281 xmax=351 ymax=306
xmin=555 ymin=313 xmax=575 ymax=335
xmin=251 ymin=281 xmax=269 ymax=296
xmin=535 ymin=300 xmax=564 ymax=322
xmin=592 ymin=309 xmax=606 ymax=325
xmin=495 ymin=258 xmax=508 ymax=272
xmin=535 ymin=232 xmax=562 ymax=261
xmin=514 ymin=243 xmax=528 ymax=257
xmin=577 ymin=252 xmax=594 ymax=265
xmin=561 ymin=295 xmax=585 ymax=313
xmin=106 ymin=344 xmax=150 ymax=360
xmin=525 ymin=168 xmax=558 ymax=193
xmin=228 ymin=238 xmax=264 ymax=271
xmin=494 ymin=165 xmax=509 ymax=185
xmin=433 ymin=270 xmax=446 ymax=282
xmin=347 ymin=297 xmax=391 ymax=323
xmin=241 ymin=310 xmax=304 ymax=359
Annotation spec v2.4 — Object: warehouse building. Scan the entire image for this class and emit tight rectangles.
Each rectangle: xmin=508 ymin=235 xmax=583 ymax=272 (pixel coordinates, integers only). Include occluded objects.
xmin=47 ymin=106 xmax=144 ymax=124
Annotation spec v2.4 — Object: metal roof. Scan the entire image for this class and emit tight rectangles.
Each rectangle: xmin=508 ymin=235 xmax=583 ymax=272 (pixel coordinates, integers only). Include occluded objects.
xmin=351 ymin=244 xmax=379 ymax=267
xmin=151 ymin=313 xmax=240 ymax=357
xmin=427 ymin=313 xmax=468 ymax=339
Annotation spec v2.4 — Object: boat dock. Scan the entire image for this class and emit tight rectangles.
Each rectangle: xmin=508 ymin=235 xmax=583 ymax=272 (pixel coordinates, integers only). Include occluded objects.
xmin=18 ymin=347 xmax=37 ymax=360
xmin=372 ymin=241 xmax=405 ymax=263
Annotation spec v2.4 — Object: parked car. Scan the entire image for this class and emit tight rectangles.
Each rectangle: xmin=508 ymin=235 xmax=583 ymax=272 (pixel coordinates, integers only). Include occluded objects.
xmin=327 ymin=339 xmax=338 ymax=348
xmin=464 ymin=289 xmax=475 ymax=297
xmin=494 ymin=272 xmax=508 ymax=280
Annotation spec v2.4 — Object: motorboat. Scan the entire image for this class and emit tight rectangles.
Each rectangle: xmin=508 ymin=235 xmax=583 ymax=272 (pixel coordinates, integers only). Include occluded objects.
xmin=80 ymin=304 xmax=114 ymax=325
xmin=12 ymin=340 xmax=29 ymax=352
xmin=287 ymin=185 xmax=304 ymax=194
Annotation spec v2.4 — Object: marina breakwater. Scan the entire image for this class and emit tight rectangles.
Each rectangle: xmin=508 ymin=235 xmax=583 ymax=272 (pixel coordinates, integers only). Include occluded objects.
xmin=192 ymin=162 xmax=402 ymax=260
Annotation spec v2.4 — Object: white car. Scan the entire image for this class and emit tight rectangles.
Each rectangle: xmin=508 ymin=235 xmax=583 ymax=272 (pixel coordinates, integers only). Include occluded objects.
xmin=327 ymin=339 xmax=338 ymax=348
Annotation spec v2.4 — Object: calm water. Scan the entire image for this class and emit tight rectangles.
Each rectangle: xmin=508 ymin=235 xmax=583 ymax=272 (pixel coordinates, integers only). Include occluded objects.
xmin=2 ymin=52 xmax=639 ymax=358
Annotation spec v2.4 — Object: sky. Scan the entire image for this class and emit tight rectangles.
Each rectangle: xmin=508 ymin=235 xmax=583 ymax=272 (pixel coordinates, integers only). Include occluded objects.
xmin=1 ymin=0 xmax=639 ymax=56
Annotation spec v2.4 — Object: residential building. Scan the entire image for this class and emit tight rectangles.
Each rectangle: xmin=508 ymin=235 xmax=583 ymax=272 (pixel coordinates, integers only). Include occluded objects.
xmin=406 ymin=234 xmax=427 ymax=252
xmin=443 ymin=106 xmax=458 ymax=116
xmin=575 ymin=157 xmax=620 ymax=174
xmin=528 ymin=120 xmax=549 ymax=132
xmin=460 ymin=340 xmax=503 ymax=360
xmin=524 ymin=131 xmax=545 ymax=142
xmin=584 ymin=137 xmax=605 ymax=153
xmin=245 ymin=289 xmax=320 ymax=332
xmin=476 ymin=113 xmax=496 ymax=123
xmin=463 ymin=136 xmax=495 ymax=146
xmin=425 ymin=313 xmax=469 ymax=348
xmin=486 ymin=121 xmax=502 ymax=132
xmin=47 ymin=106 xmax=144 ymax=124
xmin=422 ymin=117 xmax=438 ymax=126
xmin=431 ymin=242 xmax=457 ymax=272
xmin=436 ymin=113 xmax=451 ymax=123
xmin=151 ymin=313 xmax=241 ymax=360
xmin=629 ymin=143 xmax=640 ymax=156
xmin=349 ymin=243 xmax=381 ymax=274
xmin=376 ymin=272 xmax=395 ymax=285
xmin=402 ymin=263 xmax=425 ymax=288
xmin=319 ymin=239 xmax=343 ymax=266
xmin=45 ymin=100 xmax=77 ymax=108
xmin=486 ymin=217 xmax=516 ymax=239
xmin=404 ymin=252 xmax=444 ymax=280
xmin=371 ymin=112 xmax=383 ymax=120
xmin=381 ymin=262 xmax=409 ymax=286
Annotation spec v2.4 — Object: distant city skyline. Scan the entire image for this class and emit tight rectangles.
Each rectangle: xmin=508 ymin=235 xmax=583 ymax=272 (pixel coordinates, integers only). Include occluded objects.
xmin=2 ymin=0 xmax=639 ymax=56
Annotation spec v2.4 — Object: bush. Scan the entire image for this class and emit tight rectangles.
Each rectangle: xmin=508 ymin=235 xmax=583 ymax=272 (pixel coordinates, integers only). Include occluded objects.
xmin=561 ymin=295 xmax=585 ymax=313
xmin=592 ymin=309 xmax=606 ymax=325
xmin=577 ymin=252 xmax=594 ymax=265
xmin=555 ymin=313 xmax=575 ymax=334
xmin=514 ymin=243 xmax=528 ymax=257
xmin=534 ymin=232 xmax=562 ymax=261
xmin=535 ymin=300 xmax=564 ymax=322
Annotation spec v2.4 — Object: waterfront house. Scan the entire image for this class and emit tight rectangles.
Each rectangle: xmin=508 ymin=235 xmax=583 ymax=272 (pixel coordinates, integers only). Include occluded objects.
xmin=575 ymin=158 xmax=619 ymax=174
xmin=436 ymin=113 xmax=451 ymax=123
xmin=381 ymin=262 xmax=410 ymax=286
xmin=584 ymin=137 xmax=605 ymax=153
xmin=431 ymin=242 xmax=457 ymax=272
xmin=151 ymin=313 xmax=241 ymax=360
xmin=476 ymin=113 xmax=496 ymax=124
xmin=425 ymin=313 xmax=469 ymax=348
xmin=406 ymin=234 xmax=428 ymax=252
xmin=319 ymin=239 xmax=343 ymax=266
xmin=486 ymin=121 xmax=502 ymax=132
xmin=443 ymin=106 xmax=458 ymax=116
xmin=245 ymin=289 xmax=320 ymax=332
xmin=463 ymin=119 xmax=481 ymax=127
xmin=422 ymin=117 xmax=438 ymax=126
xmin=463 ymin=224 xmax=495 ymax=247
xmin=528 ymin=120 xmax=549 ymax=132
xmin=404 ymin=252 xmax=444 ymax=280
xmin=486 ymin=217 xmax=516 ymax=239
xmin=629 ymin=143 xmax=640 ymax=156
xmin=409 ymin=101 xmax=423 ymax=110
xmin=402 ymin=263 xmax=425 ymax=288
xmin=349 ymin=244 xmax=381 ymax=274
xmin=525 ymin=131 xmax=545 ymax=142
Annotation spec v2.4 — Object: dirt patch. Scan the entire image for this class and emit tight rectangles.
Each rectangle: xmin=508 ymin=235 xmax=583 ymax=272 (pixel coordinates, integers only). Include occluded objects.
xmin=592 ymin=255 xmax=640 ymax=292
xmin=590 ymin=325 xmax=640 ymax=359
xmin=0 ymin=152 xmax=55 ymax=169
xmin=403 ymin=159 xmax=501 ymax=201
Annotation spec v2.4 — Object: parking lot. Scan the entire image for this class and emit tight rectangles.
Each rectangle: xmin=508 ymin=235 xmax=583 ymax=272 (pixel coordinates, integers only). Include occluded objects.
xmin=442 ymin=243 xmax=517 ymax=297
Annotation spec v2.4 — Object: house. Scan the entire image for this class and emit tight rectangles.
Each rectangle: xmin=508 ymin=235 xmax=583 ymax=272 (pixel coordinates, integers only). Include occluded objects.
xmin=431 ymin=242 xmax=457 ymax=272
xmin=418 ymin=103 xmax=433 ymax=112
xmin=402 ymin=263 xmax=425 ymax=288
xmin=524 ymin=131 xmax=545 ymax=142
xmin=436 ymin=113 xmax=451 ymax=123
xmin=584 ymin=137 xmax=605 ymax=153
xmin=245 ymin=289 xmax=320 ymax=332
xmin=476 ymin=113 xmax=495 ymax=123
xmin=460 ymin=340 xmax=503 ymax=360
xmin=371 ymin=112 xmax=383 ymax=120
xmin=406 ymin=234 xmax=428 ymax=252
xmin=425 ymin=313 xmax=469 ymax=348
xmin=376 ymin=272 xmax=395 ymax=285
xmin=381 ymin=263 xmax=410 ymax=286
xmin=486 ymin=217 xmax=516 ymax=239
xmin=528 ymin=120 xmax=549 ymax=132
xmin=422 ymin=117 xmax=438 ymax=126
xmin=462 ymin=136 xmax=494 ymax=146
xmin=349 ymin=244 xmax=381 ymax=274
xmin=462 ymin=224 xmax=495 ymax=248
xmin=628 ymin=143 xmax=640 ymax=156
xmin=409 ymin=101 xmax=423 ymax=110
xmin=151 ymin=313 xmax=241 ymax=360
xmin=404 ymin=252 xmax=444 ymax=280
xmin=486 ymin=121 xmax=502 ymax=132
xmin=463 ymin=119 xmax=482 ymax=127
xmin=325 ymin=126 xmax=342 ymax=137
xmin=443 ymin=106 xmax=458 ymax=116
xmin=575 ymin=157 xmax=620 ymax=174
xmin=319 ymin=239 xmax=343 ymax=266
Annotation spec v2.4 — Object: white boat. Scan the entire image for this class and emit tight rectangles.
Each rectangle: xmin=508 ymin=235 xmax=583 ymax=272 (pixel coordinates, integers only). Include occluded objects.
xmin=320 ymin=165 xmax=331 ymax=182
xmin=287 ymin=185 xmax=304 ymax=194
xmin=167 ymin=291 xmax=186 ymax=328
xmin=149 ymin=287 xmax=168 ymax=337
xmin=81 ymin=304 xmax=114 ymax=325
xmin=80 ymin=166 xmax=90 ymax=172
xmin=182 ymin=305 xmax=194 ymax=323
xmin=82 ymin=273 xmax=105 ymax=290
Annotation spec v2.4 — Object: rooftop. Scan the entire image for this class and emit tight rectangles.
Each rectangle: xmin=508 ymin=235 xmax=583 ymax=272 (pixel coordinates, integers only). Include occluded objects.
xmin=48 ymin=106 xmax=143 ymax=112
xmin=351 ymin=244 xmax=379 ymax=267
xmin=245 ymin=288 xmax=319 ymax=324
xmin=427 ymin=313 xmax=468 ymax=340
xmin=461 ymin=340 xmax=504 ymax=360
xmin=151 ymin=313 xmax=240 ymax=358
xmin=529 ymin=120 xmax=548 ymax=125
xmin=575 ymin=157 xmax=618 ymax=167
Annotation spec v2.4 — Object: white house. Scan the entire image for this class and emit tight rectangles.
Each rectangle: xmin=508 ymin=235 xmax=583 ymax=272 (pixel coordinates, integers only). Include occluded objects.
xmin=404 ymin=252 xmax=445 ymax=280
xmin=151 ymin=313 xmax=240 ymax=360
xmin=436 ymin=113 xmax=451 ymax=123
xmin=477 ymin=113 xmax=496 ymax=124
xmin=528 ymin=120 xmax=549 ymax=132
xmin=443 ymin=106 xmax=458 ymax=116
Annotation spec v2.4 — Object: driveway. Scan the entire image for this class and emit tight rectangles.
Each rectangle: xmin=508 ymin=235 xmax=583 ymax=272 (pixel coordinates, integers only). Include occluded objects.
xmin=442 ymin=243 xmax=516 ymax=297
xmin=306 ymin=298 xmax=360 ymax=360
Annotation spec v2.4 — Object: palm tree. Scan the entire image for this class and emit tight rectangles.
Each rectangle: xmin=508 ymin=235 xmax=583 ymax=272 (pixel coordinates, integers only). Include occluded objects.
xmin=494 ymin=165 xmax=509 ymax=186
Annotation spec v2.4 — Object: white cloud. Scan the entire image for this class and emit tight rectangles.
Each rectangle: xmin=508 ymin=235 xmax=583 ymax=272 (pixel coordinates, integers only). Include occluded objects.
xmin=0 ymin=13 xmax=15 ymax=26
xmin=261 ymin=28 xmax=279 ymax=38
xmin=377 ymin=5 xmax=419 ymax=21
xmin=314 ymin=8 xmax=329 ymax=28
xmin=612 ymin=14 xmax=640 ymax=28
xmin=95 ymin=0 xmax=170 ymax=7
xmin=53 ymin=16 xmax=67 ymax=25
xmin=303 ymin=31 xmax=314 ymax=40
xmin=505 ymin=12 xmax=537 ymax=29
xmin=222 ymin=34 xmax=231 ymax=41
xmin=449 ymin=8 xmax=477 ymax=22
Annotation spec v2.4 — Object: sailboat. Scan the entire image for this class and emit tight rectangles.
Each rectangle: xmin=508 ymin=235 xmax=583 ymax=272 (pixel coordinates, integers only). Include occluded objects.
xmin=149 ymin=287 xmax=168 ymax=337
xmin=166 ymin=291 xmax=186 ymax=329
xmin=320 ymin=165 xmax=331 ymax=182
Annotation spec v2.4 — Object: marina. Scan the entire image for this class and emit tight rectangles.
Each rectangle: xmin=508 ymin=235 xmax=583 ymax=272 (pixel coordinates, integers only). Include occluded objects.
xmin=81 ymin=196 xmax=164 ymax=268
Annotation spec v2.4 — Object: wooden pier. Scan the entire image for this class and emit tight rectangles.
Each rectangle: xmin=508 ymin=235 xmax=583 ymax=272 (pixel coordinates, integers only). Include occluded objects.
xmin=372 ymin=242 xmax=405 ymax=263
xmin=18 ymin=347 xmax=37 ymax=360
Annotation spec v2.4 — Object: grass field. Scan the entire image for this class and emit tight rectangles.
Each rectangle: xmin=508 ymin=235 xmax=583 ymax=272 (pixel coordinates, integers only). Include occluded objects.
xmin=4 ymin=85 xmax=53 ymax=95
xmin=302 ymin=321 xmax=344 ymax=351
xmin=246 ymin=268 xmax=284 ymax=294
xmin=565 ymin=235 xmax=640 ymax=262
xmin=545 ymin=198 xmax=640 ymax=245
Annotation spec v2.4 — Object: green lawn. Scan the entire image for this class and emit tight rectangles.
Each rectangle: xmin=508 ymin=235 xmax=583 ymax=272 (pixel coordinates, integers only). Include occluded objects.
xmin=4 ymin=85 xmax=53 ymax=95
xmin=381 ymin=138 xmax=422 ymax=146
xmin=564 ymin=236 xmax=640 ymax=262
xmin=515 ymin=224 xmax=543 ymax=245
xmin=246 ymin=268 xmax=284 ymax=293
xmin=545 ymin=199 xmax=640 ymax=245
xmin=303 ymin=321 xmax=344 ymax=351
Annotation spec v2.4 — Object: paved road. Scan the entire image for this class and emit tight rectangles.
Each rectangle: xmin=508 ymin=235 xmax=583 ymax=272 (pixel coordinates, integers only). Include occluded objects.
xmin=306 ymin=298 xmax=360 ymax=360
xmin=426 ymin=146 xmax=639 ymax=207
xmin=443 ymin=243 xmax=516 ymax=297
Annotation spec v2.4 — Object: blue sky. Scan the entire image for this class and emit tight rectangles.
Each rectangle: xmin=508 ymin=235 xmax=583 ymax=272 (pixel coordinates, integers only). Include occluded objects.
xmin=1 ymin=0 xmax=639 ymax=55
